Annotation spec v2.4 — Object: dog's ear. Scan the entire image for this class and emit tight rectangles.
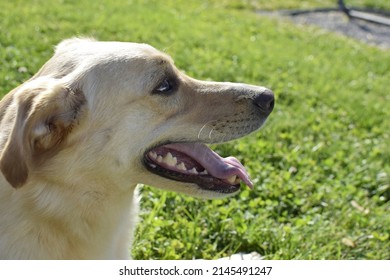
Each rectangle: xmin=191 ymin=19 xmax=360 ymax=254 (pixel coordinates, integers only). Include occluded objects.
xmin=0 ymin=79 xmax=86 ymax=188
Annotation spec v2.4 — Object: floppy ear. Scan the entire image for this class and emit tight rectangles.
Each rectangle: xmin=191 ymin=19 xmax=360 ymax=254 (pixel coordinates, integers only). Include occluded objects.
xmin=0 ymin=80 xmax=86 ymax=188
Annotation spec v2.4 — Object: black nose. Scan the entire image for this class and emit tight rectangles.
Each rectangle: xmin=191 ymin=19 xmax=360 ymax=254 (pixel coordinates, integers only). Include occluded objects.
xmin=253 ymin=89 xmax=274 ymax=114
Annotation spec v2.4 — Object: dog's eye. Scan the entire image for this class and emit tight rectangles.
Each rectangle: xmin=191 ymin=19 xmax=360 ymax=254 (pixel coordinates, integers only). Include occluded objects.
xmin=154 ymin=79 xmax=172 ymax=93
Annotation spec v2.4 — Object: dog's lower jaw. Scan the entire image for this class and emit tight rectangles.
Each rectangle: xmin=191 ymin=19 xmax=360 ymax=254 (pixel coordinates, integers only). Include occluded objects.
xmin=0 ymin=178 xmax=139 ymax=260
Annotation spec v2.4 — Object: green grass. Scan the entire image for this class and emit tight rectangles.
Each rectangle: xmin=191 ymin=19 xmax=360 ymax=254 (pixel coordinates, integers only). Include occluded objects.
xmin=1 ymin=0 xmax=389 ymax=259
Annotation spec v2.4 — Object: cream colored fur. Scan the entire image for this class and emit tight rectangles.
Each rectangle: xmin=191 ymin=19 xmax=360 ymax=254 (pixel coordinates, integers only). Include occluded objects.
xmin=0 ymin=38 xmax=272 ymax=259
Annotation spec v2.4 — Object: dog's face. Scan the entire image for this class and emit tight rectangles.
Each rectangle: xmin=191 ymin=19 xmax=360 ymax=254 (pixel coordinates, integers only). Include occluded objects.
xmin=0 ymin=38 xmax=274 ymax=199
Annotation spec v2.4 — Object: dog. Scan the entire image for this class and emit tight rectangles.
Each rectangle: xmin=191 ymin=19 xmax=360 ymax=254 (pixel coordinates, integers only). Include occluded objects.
xmin=0 ymin=38 xmax=274 ymax=259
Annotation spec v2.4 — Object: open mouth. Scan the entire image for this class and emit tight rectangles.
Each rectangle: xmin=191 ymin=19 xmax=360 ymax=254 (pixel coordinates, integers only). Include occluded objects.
xmin=143 ymin=142 xmax=253 ymax=194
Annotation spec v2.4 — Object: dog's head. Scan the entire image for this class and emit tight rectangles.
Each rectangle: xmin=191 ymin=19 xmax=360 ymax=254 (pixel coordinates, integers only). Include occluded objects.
xmin=0 ymin=38 xmax=274 ymax=199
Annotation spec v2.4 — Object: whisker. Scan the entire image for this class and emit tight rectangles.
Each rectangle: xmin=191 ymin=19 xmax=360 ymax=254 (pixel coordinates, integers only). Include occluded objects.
xmin=197 ymin=124 xmax=207 ymax=140
xmin=197 ymin=120 xmax=217 ymax=140
xmin=208 ymin=128 xmax=214 ymax=140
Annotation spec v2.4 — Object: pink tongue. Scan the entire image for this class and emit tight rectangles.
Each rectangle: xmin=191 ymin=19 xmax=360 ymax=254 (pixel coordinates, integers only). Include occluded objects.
xmin=165 ymin=143 xmax=253 ymax=189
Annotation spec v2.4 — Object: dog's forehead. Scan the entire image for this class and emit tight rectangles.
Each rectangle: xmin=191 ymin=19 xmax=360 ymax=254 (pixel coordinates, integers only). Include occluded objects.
xmin=50 ymin=39 xmax=175 ymax=89
xmin=91 ymin=41 xmax=171 ymax=63
xmin=123 ymin=43 xmax=174 ymax=67
xmin=56 ymin=38 xmax=173 ymax=66
xmin=103 ymin=41 xmax=165 ymax=58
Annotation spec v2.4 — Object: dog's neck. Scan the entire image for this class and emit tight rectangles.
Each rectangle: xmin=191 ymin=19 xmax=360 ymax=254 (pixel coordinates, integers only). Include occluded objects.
xmin=0 ymin=176 xmax=139 ymax=259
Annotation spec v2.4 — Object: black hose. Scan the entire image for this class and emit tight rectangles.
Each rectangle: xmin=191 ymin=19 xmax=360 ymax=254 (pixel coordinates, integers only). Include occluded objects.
xmin=285 ymin=0 xmax=390 ymax=27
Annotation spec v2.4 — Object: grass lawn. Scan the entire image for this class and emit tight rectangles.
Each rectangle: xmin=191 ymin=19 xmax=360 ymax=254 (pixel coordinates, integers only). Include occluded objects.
xmin=0 ymin=0 xmax=389 ymax=259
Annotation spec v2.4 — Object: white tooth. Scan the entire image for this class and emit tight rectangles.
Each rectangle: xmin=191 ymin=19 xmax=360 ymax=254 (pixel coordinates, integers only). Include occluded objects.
xmin=189 ymin=168 xmax=198 ymax=174
xmin=157 ymin=155 xmax=163 ymax=163
xmin=170 ymin=156 xmax=178 ymax=166
xmin=227 ymin=175 xmax=237 ymax=184
xmin=162 ymin=152 xmax=177 ymax=167
xmin=200 ymin=170 xmax=208 ymax=175
xmin=177 ymin=162 xmax=187 ymax=171
xmin=149 ymin=151 xmax=157 ymax=160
